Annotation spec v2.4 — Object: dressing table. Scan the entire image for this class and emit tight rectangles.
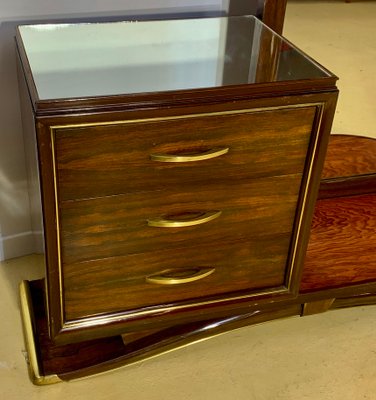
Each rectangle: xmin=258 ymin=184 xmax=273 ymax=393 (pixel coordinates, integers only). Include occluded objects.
xmin=15 ymin=6 xmax=375 ymax=385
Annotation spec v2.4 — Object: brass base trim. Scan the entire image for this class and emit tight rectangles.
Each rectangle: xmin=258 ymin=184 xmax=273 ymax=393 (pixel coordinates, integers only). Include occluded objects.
xmin=302 ymin=298 xmax=336 ymax=316
xmin=19 ymin=281 xmax=62 ymax=385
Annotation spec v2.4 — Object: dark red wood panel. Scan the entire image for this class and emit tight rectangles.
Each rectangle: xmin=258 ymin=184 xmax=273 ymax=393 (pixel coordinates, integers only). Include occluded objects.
xmin=302 ymin=194 xmax=376 ymax=292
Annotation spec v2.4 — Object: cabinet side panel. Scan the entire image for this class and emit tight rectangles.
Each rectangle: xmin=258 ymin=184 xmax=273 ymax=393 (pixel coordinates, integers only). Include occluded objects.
xmin=288 ymin=92 xmax=339 ymax=295
xmin=16 ymin=51 xmax=44 ymax=254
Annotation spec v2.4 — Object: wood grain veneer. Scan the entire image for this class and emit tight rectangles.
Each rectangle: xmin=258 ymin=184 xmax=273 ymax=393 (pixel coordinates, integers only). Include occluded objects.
xmin=321 ymin=135 xmax=376 ymax=180
xmin=301 ymin=194 xmax=376 ymax=292
xmin=302 ymin=134 xmax=376 ymax=293
xmin=60 ymin=174 xmax=302 ymax=264
xmin=55 ymin=106 xmax=315 ymax=200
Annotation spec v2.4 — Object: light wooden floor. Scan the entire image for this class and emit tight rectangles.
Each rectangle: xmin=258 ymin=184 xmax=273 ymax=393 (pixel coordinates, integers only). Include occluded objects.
xmin=1 ymin=2 xmax=375 ymax=398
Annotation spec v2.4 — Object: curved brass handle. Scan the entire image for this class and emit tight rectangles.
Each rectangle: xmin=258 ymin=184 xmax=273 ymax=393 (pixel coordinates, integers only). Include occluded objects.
xmin=150 ymin=147 xmax=229 ymax=163
xmin=147 ymin=210 xmax=222 ymax=228
xmin=146 ymin=268 xmax=215 ymax=285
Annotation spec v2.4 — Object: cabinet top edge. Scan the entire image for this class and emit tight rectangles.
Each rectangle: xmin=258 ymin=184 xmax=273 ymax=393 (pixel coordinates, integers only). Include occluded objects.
xmin=15 ymin=15 xmax=338 ymax=116
xmin=19 ymin=68 xmax=338 ymax=117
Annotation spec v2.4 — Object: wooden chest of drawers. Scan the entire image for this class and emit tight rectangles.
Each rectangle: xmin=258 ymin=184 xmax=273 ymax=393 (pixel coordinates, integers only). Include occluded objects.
xmin=57 ymin=106 xmax=314 ymax=322
xmin=16 ymin=15 xmax=340 ymax=382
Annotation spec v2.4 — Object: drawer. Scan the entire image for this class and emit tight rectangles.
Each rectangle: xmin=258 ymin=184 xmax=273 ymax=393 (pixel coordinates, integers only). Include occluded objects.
xmin=59 ymin=174 xmax=303 ymax=264
xmin=54 ymin=106 xmax=316 ymax=200
xmin=63 ymin=234 xmax=292 ymax=320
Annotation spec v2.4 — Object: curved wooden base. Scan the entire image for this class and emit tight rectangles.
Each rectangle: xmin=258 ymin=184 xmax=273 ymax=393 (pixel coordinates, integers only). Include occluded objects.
xmin=20 ymin=279 xmax=376 ymax=385
xmin=20 ymin=279 xmax=303 ymax=384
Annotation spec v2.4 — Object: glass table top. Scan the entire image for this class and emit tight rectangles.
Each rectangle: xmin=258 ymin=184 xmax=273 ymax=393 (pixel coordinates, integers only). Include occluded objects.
xmin=18 ymin=16 xmax=332 ymax=101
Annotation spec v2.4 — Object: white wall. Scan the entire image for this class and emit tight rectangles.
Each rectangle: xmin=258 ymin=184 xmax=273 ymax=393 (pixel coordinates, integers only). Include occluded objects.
xmin=0 ymin=0 xmax=228 ymax=260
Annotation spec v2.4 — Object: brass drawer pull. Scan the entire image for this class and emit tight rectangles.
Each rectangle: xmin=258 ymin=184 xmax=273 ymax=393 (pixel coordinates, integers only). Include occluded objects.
xmin=150 ymin=147 xmax=229 ymax=162
xmin=148 ymin=210 xmax=222 ymax=228
xmin=146 ymin=268 xmax=215 ymax=285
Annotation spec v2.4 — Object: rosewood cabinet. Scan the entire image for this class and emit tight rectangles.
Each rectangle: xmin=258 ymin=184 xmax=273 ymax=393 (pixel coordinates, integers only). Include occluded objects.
xmin=15 ymin=14 xmax=373 ymax=385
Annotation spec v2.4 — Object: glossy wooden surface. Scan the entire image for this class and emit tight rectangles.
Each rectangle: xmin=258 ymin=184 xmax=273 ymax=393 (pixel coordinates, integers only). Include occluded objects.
xmin=55 ymin=107 xmax=314 ymax=200
xmin=44 ymin=96 xmax=337 ymax=343
xmin=301 ymin=194 xmax=376 ymax=292
xmin=321 ymin=135 xmax=376 ymax=179
xmin=262 ymin=0 xmax=287 ymax=34
xmin=318 ymin=135 xmax=376 ymax=199
xmin=302 ymin=135 xmax=376 ymax=293
xmin=331 ymin=294 xmax=376 ymax=309
xmin=60 ymin=175 xmax=302 ymax=263
xmin=61 ymin=175 xmax=301 ymax=320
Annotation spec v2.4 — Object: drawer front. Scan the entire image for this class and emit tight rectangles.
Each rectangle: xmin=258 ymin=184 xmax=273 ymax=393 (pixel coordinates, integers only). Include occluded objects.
xmin=60 ymin=174 xmax=302 ymax=264
xmin=54 ymin=106 xmax=315 ymax=200
xmin=63 ymin=234 xmax=292 ymax=320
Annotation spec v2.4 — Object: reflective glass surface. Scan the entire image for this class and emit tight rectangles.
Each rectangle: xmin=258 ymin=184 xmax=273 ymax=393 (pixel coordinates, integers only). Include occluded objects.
xmin=18 ymin=16 xmax=331 ymax=100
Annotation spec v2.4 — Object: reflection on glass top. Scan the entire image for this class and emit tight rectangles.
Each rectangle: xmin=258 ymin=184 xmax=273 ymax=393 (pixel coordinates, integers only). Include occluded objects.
xmin=18 ymin=16 xmax=331 ymax=100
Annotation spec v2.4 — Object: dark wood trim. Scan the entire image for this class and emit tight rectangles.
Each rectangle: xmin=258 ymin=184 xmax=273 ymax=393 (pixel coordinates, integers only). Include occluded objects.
xmin=262 ymin=0 xmax=287 ymax=34
xmin=298 ymin=282 xmax=376 ymax=304
xmin=318 ymin=174 xmax=376 ymax=199
xmin=35 ymin=119 xmax=63 ymax=340
xmin=301 ymin=194 xmax=376 ymax=293
xmin=31 ymin=78 xmax=338 ymax=116
xmin=300 ymin=134 xmax=376 ymax=296
xmin=331 ymin=294 xmax=376 ymax=309
xmin=318 ymin=134 xmax=376 ymax=199
xmin=291 ymin=93 xmax=338 ymax=296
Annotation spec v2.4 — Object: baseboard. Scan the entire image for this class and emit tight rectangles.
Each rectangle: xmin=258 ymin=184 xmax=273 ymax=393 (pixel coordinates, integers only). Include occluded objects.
xmin=0 ymin=231 xmax=44 ymax=261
